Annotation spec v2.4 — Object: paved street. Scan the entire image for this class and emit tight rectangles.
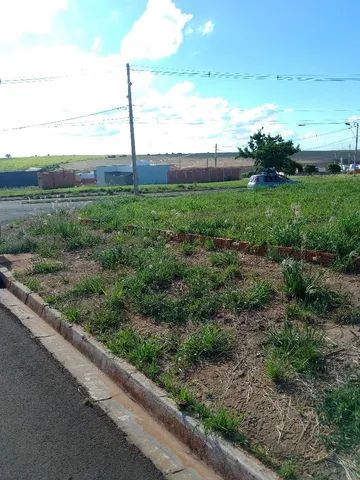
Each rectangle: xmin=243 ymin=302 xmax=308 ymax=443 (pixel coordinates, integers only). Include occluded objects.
xmin=0 ymin=305 xmax=164 ymax=480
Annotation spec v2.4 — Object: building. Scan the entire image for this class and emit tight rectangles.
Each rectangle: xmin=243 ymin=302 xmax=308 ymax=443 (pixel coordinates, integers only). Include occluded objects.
xmin=95 ymin=161 xmax=171 ymax=186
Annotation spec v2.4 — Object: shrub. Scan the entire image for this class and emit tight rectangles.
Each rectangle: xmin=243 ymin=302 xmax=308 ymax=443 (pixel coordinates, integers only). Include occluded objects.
xmin=178 ymin=325 xmax=234 ymax=367
xmin=304 ymin=164 xmax=318 ymax=174
xmin=318 ymin=377 xmax=360 ymax=450
xmin=265 ymin=323 xmax=324 ymax=379
xmin=328 ymin=163 xmax=341 ymax=174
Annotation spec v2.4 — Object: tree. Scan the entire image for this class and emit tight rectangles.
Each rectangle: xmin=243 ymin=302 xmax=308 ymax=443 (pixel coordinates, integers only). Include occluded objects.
xmin=235 ymin=128 xmax=300 ymax=173
xmin=328 ymin=163 xmax=341 ymax=174
xmin=304 ymin=164 xmax=318 ymax=175
xmin=5 ymin=153 xmax=11 ymax=159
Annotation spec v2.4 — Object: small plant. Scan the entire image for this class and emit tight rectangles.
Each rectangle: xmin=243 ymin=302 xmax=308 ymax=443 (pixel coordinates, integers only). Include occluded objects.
xmin=318 ymin=377 xmax=360 ymax=450
xmin=336 ymin=307 xmax=360 ymax=325
xmin=203 ymin=408 xmax=245 ymax=444
xmin=32 ymin=260 xmax=63 ymax=274
xmin=282 ymin=259 xmax=342 ymax=313
xmin=178 ymin=325 xmax=234 ymax=367
xmin=285 ymin=304 xmax=314 ymax=324
xmin=204 ymin=238 xmax=216 ymax=251
xmin=181 ymin=241 xmax=196 ymax=256
xmin=223 ymin=280 xmax=272 ymax=312
xmin=265 ymin=323 xmax=324 ymax=379
xmin=64 ymin=306 xmax=81 ymax=323
xmin=24 ymin=277 xmax=41 ymax=292
xmin=209 ymin=251 xmax=240 ymax=267
xmin=71 ymin=276 xmax=106 ymax=296
xmin=108 ymin=327 xmax=164 ymax=379
xmin=278 ymin=460 xmax=298 ymax=479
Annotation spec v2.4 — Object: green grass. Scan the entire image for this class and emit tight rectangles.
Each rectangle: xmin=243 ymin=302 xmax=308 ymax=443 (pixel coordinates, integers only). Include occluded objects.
xmin=282 ymin=259 xmax=343 ymax=313
xmin=83 ymin=176 xmax=360 ymax=258
xmin=278 ymin=460 xmax=298 ymax=479
xmin=178 ymin=324 xmax=234 ymax=367
xmin=63 ymin=306 xmax=82 ymax=323
xmin=24 ymin=277 xmax=41 ymax=292
xmin=223 ymin=280 xmax=272 ymax=312
xmin=265 ymin=323 xmax=325 ymax=381
xmin=71 ymin=276 xmax=106 ymax=296
xmin=209 ymin=251 xmax=240 ymax=267
xmin=318 ymin=378 xmax=360 ymax=451
xmin=32 ymin=260 xmax=63 ymax=274
xmin=0 ymin=154 xmax=104 ymax=172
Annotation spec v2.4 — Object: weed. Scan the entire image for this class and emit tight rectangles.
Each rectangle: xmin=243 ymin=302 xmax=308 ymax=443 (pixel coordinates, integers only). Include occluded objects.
xmin=209 ymin=251 xmax=240 ymax=267
xmin=265 ymin=323 xmax=324 ymax=379
xmin=24 ymin=277 xmax=41 ymax=292
xmin=223 ymin=280 xmax=272 ymax=312
xmin=71 ymin=276 xmax=106 ymax=296
xmin=285 ymin=304 xmax=314 ymax=324
xmin=278 ymin=460 xmax=298 ymax=479
xmin=336 ymin=307 xmax=360 ymax=325
xmin=108 ymin=327 xmax=164 ymax=379
xmin=64 ymin=306 xmax=81 ymax=323
xmin=204 ymin=238 xmax=216 ymax=251
xmin=282 ymin=259 xmax=342 ymax=313
xmin=0 ymin=236 xmax=36 ymax=254
xmin=87 ymin=308 xmax=122 ymax=336
xmin=32 ymin=260 xmax=63 ymax=274
xmin=181 ymin=241 xmax=196 ymax=256
xmin=178 ymin=324 xmax=234 ymax=367
xmin=203 ymin=408 xmax=245 ymax=444
xmin=318 ymin=377 xmax=360 ymax=450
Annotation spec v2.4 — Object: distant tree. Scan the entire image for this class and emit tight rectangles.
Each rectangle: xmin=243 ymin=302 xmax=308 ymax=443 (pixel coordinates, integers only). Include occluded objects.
xmin=235 ymin=128 xmax=300 ymax=173
xmin=5 ymin=153 xmax=11 ymax=159
xmin=304 ymin=164 xmax=318 ymax=175
xmin=328 ymin=163 xmax=341 ymax=174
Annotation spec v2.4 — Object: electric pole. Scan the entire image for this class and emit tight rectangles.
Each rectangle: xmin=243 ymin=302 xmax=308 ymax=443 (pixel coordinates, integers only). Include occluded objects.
xmin=355 ymin=122 xmax=359 ymax=174
xmin=126 ymin=63 xmax=139 ymax=195
xmin=214 ymin=143 xmax=218 ymax=168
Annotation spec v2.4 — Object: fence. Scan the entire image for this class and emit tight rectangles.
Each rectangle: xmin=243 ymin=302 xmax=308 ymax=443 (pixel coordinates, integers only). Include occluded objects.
xmin=167 ymin=167 xmax=242 ymax=184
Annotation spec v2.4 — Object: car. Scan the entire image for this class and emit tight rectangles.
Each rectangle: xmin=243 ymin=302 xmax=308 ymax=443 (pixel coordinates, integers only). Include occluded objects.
xmin=247 ymin=169 xmax=298 ymax=189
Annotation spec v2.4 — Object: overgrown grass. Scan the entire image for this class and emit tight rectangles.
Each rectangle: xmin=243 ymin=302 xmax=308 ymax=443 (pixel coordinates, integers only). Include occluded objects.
xmin=32 ymin=260 xmax=63 ymax=274
xmin=178 ymin=324 xmax=234 ymax=367
xmin=265 ymin=323 xmax=325 ymax=381
xmin=282 ymin=259 xmax=343 ymax=313
xmin=318 ymin=378 xmax=360 ymax=451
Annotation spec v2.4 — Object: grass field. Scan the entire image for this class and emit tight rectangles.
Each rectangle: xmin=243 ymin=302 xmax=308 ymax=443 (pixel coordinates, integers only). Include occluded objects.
xmin=0 ymin=155 xmax=107 ymax=172
xmin=82 ymin=175 xmax=360 ymax=260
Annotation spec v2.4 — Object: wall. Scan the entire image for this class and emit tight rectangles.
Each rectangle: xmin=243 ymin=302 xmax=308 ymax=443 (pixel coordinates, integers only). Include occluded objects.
xmin=96 ymin=164 xmax=170 ymax=186
xmin=0 ymin=171 xmax=39 ymax=188
xmin=168 ymin=167 xmax=241 ymax=184
xmin=38 ymin=170 xmax=79 ymax=189
xmin=95 ymin=165 xmax=131 ymax=186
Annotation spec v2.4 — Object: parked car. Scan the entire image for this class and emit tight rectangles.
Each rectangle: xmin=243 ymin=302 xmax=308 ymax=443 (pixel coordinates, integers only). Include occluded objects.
xmin=247 ymin=170 xmax=297 ymax=189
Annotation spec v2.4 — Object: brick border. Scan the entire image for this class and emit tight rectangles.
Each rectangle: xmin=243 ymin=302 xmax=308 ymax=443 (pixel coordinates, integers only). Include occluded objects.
xmin=124 ymin=224 xmax=360 ymax=272
xmin=0 ymin=265 xmax=279 ymax=480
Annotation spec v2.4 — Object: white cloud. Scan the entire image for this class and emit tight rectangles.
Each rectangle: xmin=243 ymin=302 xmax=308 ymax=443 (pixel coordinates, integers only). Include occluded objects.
xmin=120 ymin=0 xmax=192 ymax=61
xmin=199 ymin=20 xmax=214 ymax=35
xmin=0 ymin=0 xmax=68 ymax=43
xmin=91 ymin=36 xmax=102 ymax=53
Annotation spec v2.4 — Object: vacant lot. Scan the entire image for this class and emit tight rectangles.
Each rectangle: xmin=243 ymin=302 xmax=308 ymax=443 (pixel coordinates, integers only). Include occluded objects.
xmin=1 ymin=177 xmax=359 ymax=480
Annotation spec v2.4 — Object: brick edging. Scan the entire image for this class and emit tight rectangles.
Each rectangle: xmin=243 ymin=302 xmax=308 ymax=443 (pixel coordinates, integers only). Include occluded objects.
xmin=0 ymin=266 xmax=279 ymax=480
xmin=124 ymin=224 xmax=360 ymax=272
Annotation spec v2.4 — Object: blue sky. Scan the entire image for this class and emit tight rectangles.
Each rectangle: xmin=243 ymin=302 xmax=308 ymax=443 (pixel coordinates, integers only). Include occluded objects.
xmin=1 ymin=0 xmax=360 ymax=155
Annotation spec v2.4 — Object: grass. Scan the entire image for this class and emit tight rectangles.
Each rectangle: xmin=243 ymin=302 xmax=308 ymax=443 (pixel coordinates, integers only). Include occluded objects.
xmin=63 ymin=306 xmax=81 ymax=323
xmin=223 ymin=280 xmax=272 ymax=312
xmin=108 ymin=327 xmax=164 ymax=379
xmin=265 ymin=323 xmax=325 ymax=381
xmin=32 ymin=260 xmax=63 ymax=274
xmin=336 ymin=307 xmax=360 ymax=325
xmin=24 ymin=277 xmax=41 ymax=292
xmin=71 ymin=276 xmax=106 ymax=296
xmin=0 ymin=154 xmax=104 ymax=172
xmin=278 ymin=460 xmax=298 ymax=479
xmin=83 ymin=176 xmax=360 ymax=258
xmin=318 ymin=378 xmax=360 ymax=451
xmin=209 ymin=251 xmax=240 ymax=267
xmin=177 ymin=324 xmax=234 ymax=367
xmin=282 ymin=259 xmax=343 ymax=313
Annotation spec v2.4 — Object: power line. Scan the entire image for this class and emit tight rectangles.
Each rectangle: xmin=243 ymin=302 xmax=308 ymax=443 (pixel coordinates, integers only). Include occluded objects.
xmin=0 ymin=106 xmax=127 ymax=132
xmin=300 ymin=127 xmax=350 ymax=141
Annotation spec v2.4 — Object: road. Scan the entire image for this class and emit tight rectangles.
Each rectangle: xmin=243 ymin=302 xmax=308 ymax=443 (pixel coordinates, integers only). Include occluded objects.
xmin=0 ymin=305 xmax=164 ymax=480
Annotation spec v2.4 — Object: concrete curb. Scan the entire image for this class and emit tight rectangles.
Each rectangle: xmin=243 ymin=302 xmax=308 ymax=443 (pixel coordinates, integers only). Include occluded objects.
xmin=0 ymin=266 xmax=279 ymax=480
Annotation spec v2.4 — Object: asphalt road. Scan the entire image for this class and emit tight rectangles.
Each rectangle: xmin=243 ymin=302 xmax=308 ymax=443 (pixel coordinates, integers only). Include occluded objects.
xmin=0 ymin=200 xmax=90 ymax=225
xmin=0 ymin=305 xmax=164 ymax=480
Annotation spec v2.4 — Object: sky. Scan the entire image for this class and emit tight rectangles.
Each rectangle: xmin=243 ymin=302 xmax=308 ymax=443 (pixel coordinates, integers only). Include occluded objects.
xmin=1 ymin=0 xmax=360 ymax=156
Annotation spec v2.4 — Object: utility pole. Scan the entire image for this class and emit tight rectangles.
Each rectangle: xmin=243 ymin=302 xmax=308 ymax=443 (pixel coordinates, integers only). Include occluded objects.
xmin=126 ymin=63 xmax=139 ymax=195
xmin=214 ymin=143 xmax=218 ymax=168
xmin=355 ymin=122 xmax=359 ymax=174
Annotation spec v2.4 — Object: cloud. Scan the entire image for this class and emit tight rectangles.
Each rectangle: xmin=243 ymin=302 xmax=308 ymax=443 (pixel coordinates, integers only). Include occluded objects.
xmin=91 ymin=36 xmax=102 ymax=53
xmin=199 ymin=20 xmax=214 ymax=35
xmin=0 ymin=0 xmax=68 ymax=43
xmin=120 ymin=0 xmax=192 ymax=61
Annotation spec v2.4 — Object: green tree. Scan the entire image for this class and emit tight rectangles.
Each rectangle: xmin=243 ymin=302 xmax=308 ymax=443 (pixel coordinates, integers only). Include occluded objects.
xmin=236 ymin=128 xmax=300 ymax=173
xmin=328 ymin=163 xmax=341 ymax=174
xmin=304 ymin=164 xmax=318 ymax=175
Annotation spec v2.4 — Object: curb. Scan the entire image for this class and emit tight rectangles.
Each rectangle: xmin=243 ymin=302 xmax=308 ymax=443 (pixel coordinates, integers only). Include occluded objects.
xmin=0 ymin=265 xmax=279 ymax=480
